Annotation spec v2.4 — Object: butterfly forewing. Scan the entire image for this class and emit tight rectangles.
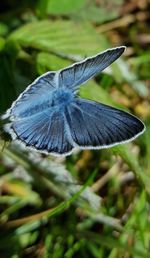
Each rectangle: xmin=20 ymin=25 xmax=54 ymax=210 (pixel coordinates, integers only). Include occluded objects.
xmin=7 ymin=72 xmax=57 ymax=119
xmin=58 ymin=46 xmax=125 ymax=92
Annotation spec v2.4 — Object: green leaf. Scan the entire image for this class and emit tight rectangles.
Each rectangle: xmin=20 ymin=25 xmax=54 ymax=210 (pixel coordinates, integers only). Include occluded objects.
xmin=47 ymin=0 xmax=86 ymax=15
xmin=8 ymin=20 xmax=107 ymax=55
xmin=47 ymin=0 xmax=123 ymax=24
xmin=0 ymin=37 xmax=5 ymax=52
xmin=36 ymin=52 xmax=71 ymax=74
xmin=76 ymin=4 xmax=122 ymax=23
xmin=0 ymin=52 xmax=17 ymax=114
xmin=0 ymin=22 xmax=9 ymax=37
xmin=79 ymin=80 xmax=115 ymax=106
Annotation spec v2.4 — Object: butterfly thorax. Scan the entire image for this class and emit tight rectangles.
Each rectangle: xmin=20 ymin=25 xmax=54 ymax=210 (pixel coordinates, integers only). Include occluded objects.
xmin=51 ymin=89 xmax=74 ymax=109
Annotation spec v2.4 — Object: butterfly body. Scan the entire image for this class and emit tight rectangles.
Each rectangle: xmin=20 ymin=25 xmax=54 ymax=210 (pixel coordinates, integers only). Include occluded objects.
xmin=51 ymin=89 xmax=74 ymax=109
xmin=3 ymin=46 xmax=145 ymax=156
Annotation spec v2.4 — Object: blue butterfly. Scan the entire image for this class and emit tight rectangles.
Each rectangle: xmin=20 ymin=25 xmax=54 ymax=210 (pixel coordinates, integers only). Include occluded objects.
xmin=3 ymin=46 xmax=145 ymax=156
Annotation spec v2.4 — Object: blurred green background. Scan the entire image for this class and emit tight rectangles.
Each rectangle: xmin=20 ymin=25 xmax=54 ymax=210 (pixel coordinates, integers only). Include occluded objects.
xmin=0 ymin=0 xmax=150 ymax=257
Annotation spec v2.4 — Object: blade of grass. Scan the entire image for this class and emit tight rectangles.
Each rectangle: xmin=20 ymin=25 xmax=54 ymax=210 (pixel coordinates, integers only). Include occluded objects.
xmin=6 ymin=170 xmax=97 ymax=230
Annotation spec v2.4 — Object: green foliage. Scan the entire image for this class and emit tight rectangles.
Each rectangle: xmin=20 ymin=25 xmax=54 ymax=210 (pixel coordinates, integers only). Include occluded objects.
xmin=0 ymin=0 xmax=150 ymax=257
xmin=8 ymin=20 xmax=106 ymax=55
xmin=45 ymin=0 xmax=123 ymax=23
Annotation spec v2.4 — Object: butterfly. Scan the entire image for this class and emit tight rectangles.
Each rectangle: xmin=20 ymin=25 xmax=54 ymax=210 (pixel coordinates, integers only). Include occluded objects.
xmin=3 ymin=46 xmax=145 ymax=156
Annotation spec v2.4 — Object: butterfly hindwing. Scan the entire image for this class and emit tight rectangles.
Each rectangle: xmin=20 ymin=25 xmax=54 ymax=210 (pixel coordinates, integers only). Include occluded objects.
xmin=58 ymin=46 xmax=125 ymax=92
xmin=65 ymin=98 xmax=145 ymax=148
xmin=11 ymin=109 xmax=74 ymax=155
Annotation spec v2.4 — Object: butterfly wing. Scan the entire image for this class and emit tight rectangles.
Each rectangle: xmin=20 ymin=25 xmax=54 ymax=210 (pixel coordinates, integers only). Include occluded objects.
xmin=9 ymin=109 xmax=74 ymax=155
xmin=58 ymin=46 xmax=125 ymax=92
xmin=3 ymin=46 xmax=145 ymax=156
xmin=5 ymin=72 xmax=58 ymax=119
xmin=65 ymin=98 xmax=145 ymax=149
